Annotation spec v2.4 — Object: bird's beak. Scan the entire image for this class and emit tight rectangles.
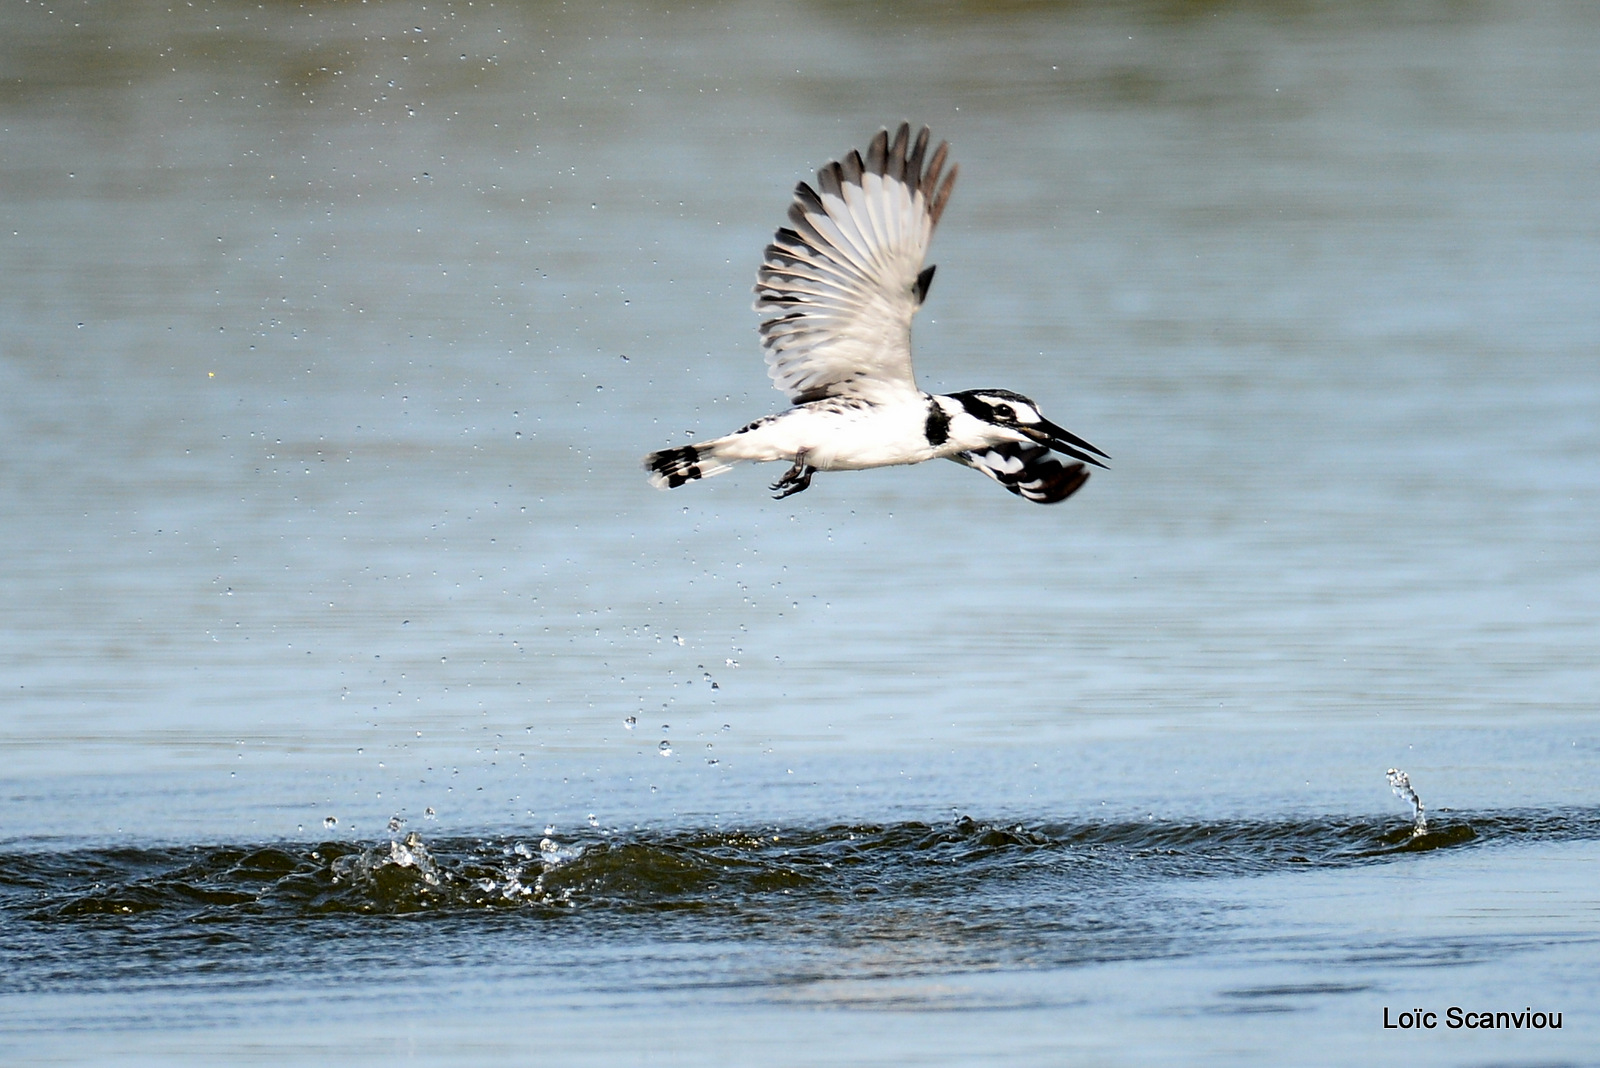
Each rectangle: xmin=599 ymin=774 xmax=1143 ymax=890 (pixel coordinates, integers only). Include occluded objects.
xmin=1022 ymin=420 xmax=1110 ymax=468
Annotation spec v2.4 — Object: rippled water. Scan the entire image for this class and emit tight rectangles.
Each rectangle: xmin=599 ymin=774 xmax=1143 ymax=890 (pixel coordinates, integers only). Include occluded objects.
xmin=8 ymin=816 xmax=1499 ymax=925
xmin=3 ymin=0 xmax=1599 ymax=1063
xmin=5 ymin=811 xmax=1598 ymax=1063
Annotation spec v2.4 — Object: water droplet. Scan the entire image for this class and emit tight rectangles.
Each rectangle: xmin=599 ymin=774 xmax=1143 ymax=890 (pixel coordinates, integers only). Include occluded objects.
xmin=623 ymin=715 xmax=637 ymax=730
xmin=387 ymin=815 xmax=405 ymax=832
xmin=658 ymin=741 xmax=672 ymax=757
xmin=587 ymin=813 xmax=599 ymax=828
xmin=323 ymin=816 xmax=337 ymax=829
xmin=424 ymin=806 xmax=436 ymax=819
xmin=544 ymin=824 xmax=556 ymax=836
xmin=673 ymin=635 xmax=684 ymax=646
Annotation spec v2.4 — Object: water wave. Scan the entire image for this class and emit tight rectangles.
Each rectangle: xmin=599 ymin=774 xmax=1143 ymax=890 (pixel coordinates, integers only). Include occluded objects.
xmin=6 ymin=808 xmax=1594 ymax=924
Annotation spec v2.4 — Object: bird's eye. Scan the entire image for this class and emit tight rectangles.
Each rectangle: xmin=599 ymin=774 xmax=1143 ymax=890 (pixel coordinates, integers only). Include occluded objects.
xmin=994 ymin=405 xmax=1013 ymax=420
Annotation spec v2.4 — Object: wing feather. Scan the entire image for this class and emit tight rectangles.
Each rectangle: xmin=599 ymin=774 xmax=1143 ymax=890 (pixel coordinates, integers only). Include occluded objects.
xmin=953 ymin=443 xmax=1090 ymax=505
xmin=755 ymin=123 xmax=959 ymax=404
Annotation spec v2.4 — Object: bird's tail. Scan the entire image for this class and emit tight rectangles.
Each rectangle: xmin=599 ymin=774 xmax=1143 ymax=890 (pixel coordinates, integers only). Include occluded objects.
xmin=643 ymin=440 xmax=741 ymax=489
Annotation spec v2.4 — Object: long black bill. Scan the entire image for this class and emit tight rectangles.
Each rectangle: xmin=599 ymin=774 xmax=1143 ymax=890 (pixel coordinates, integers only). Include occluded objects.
xmin=1024 ymin=421 xmax=1110 ymax=468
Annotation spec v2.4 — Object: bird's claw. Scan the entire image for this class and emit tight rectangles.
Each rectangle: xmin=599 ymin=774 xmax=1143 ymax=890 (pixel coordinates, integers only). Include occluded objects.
xmin=770 ymin=457 xmax=815 ymax=500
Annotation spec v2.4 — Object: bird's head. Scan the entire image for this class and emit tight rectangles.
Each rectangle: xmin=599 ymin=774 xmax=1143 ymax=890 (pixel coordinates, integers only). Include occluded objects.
xmin=941 ymin=389 xmax=1109 ymax=468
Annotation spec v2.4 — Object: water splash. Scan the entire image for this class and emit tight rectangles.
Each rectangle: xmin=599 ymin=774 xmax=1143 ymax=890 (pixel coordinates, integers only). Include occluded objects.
xmin=470 ymin=832 xmax=585 ymax=904
xmin=1386 ymin=768 xmax=1427 ymax=836
xmin=539 ymin=835 xmax=581 ymax=867
xmin=386 ymin=831 xmax=441 ymax=885
xmin=316 ymin=823 xmax=596 ymax=908
xmin=325 ymin=830 xmax=446 ymax=903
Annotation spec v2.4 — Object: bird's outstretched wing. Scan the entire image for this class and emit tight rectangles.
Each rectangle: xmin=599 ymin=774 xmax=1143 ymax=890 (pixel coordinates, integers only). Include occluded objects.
xmin=755 ymin=123 xmax=958 ymax=405
xmin=953 ymin=443 xmax=1090 ymax=505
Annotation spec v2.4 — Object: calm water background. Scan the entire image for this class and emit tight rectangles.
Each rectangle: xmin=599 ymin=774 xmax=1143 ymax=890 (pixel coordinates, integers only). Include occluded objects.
xmin=3 ymin=0 xmax=1598 ymax=1064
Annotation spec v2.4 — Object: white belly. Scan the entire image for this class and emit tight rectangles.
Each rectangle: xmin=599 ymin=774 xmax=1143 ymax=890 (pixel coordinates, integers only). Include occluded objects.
xmin=716 ymin=398 xmax=947 ymax=471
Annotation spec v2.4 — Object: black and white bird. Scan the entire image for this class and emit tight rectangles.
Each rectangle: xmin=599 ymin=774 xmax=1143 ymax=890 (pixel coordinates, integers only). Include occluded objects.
xmin=645 ymin=123 xmax=1107 ymax=504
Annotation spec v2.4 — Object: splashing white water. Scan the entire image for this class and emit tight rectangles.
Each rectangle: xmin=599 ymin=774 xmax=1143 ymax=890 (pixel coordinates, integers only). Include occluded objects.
xmin=330 ymin=830 xmax=444 ymax=888
xmin=386 ymin=831 xmax=442 ymax=886
xmin=1386 ymin=768 xmax=1427 ymax=836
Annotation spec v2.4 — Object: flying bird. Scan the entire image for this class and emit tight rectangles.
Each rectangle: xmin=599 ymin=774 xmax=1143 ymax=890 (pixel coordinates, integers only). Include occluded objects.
xmin=644 ymin=123 xmax=1107 ymax=503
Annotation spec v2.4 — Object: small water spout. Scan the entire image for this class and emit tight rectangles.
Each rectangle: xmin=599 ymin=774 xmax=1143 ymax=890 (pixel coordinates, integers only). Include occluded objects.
xmin=1386 ymin=768 xmax=1427 ymax=836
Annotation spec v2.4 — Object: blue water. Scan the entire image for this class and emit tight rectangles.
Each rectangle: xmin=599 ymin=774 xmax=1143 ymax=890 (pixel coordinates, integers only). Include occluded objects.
xmin=3 ymin=0 xmax=1599 ymax=1063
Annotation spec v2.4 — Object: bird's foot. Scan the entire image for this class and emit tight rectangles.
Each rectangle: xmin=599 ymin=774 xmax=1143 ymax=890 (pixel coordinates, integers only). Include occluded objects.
xmin=770 ymin=454 xmax=815 ymax=500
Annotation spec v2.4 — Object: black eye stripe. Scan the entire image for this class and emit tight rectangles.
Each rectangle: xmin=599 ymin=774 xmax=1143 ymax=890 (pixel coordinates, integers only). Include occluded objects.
xmin=949 ymin=389 xmax=1040 ymax=424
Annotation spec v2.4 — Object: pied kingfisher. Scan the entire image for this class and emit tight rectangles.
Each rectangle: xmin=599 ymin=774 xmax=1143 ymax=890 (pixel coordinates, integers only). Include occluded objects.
xmin=645 ymin=123 xmax=1107 ymax=504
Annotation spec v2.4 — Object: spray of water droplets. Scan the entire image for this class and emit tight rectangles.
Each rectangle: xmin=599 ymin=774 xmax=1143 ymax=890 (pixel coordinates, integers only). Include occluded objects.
xmin=1386 ymin=768 xmax=1427 ymax=836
